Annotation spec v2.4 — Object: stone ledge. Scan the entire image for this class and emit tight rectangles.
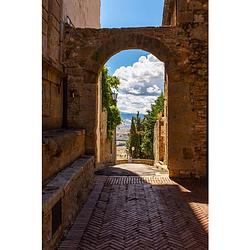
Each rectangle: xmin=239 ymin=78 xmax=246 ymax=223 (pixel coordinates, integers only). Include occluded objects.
xmin=42 ymin=155 xmax=95 ymax=250
xmin=58 ymin=176 xmax=107 ymax=250
xmin=42 ymin=129 xmax=86 ymax=182
xmin=116 ymin=159 xmax=155 ymax=166
xmin=43 ymin=155 xmax=92 ymax=212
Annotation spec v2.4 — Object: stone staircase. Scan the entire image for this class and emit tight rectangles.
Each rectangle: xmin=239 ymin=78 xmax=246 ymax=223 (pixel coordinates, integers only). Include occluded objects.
xmin=42 ymin=129 xmax=96 ymax=250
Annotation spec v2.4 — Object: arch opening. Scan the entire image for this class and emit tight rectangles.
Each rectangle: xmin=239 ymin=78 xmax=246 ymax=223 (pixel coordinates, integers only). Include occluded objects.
xmin=95 ymin=49 xmax=168 ymax=167
xmin=80 ymin=31 xmax=178 ymax=83
xmin=64 ymin=26 xmax=200 ymax=177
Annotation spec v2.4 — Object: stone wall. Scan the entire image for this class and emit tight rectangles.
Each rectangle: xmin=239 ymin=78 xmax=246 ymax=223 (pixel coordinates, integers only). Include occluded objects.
xmin=42 ymin=156 xmax=95 ymax=250
xmin=162 ymin=0 xmax=177 ymax=26
xmin=96 ymin=73 xmax=102 ymax=163
xmin=42 ymin=2 xmax=101 ymax=249
xmin=42 ymin=0 xmax=64 ymax=130
xmin=42 ymin=0 xmax=101 ymax=181
xmin=63 ymin=13 xmax=208 ymax=177
xmin=42 ymin=0 xmax=100 ymax=130
xmin=99 ymin=110 xmax=116 ymax=165
xmin=63 ymin=26 xmax=185 ymax=157
xmin=163 ymin=0 xmax=208 ymax=26
xmin=154 ymin=118 xmax=165 ymax=163
xmin=42 ymin=129 xmax=86 ymax=182
xmin=163 ymin=0 xmax=208 ymax=177
xmin=62 ymin=0 xmax=100 ymax=28
xmin=95 ymin=73 xmax=116 ymax=167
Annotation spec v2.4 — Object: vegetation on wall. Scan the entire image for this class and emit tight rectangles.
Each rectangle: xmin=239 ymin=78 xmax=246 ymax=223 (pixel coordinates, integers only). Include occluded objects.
xmin=102 ymin=67 xmax=122 ymax=139
xmin=141 ymin=92 xmax=164 ymax=159
xmin=127 ymin=92 xmax=164 ymax=159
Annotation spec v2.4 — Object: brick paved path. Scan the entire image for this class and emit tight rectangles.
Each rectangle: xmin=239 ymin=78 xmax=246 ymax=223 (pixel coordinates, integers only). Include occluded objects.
xmin=59 ymin=164 xmax=208 ymax=250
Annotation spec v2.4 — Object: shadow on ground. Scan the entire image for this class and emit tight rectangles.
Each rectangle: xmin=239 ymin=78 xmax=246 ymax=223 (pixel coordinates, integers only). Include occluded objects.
xmin=95 ymin=163 xmax=166 ymax=176
xmin=59 ymin=164 xmax=208 ymax=249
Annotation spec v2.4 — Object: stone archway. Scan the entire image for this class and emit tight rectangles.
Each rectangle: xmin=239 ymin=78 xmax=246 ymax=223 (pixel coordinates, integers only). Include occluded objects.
xmin=62 ymin=24 xmax=206 ymax=177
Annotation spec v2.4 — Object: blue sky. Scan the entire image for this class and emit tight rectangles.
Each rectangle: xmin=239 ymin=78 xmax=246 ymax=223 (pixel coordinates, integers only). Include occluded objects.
xmin=101 ymin=0 xmax=164 ymax=29
xmin=101 ymin=0 xmax=164 ymax=74
xmin=106 ymin=50 xmax=149 ymax=75
xmin=101 ymin=0 xmax=165 ymax=114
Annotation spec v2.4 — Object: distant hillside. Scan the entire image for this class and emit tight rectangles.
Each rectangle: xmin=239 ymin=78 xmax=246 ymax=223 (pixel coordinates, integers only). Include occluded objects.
xmin=117 ymin=113 xmax=145 ymax=141
xmin=120 ymin=112 xmax=144 ymax=122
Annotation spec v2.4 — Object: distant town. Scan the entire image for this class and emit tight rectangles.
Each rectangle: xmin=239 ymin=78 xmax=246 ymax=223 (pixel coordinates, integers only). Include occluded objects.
xmin=116 ymin=112 xmax=144 ymax=159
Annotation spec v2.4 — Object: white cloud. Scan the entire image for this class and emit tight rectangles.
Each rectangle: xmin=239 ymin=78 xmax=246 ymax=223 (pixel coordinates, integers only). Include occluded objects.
xmin=113 ymin=54 xmax=164 ymax=96
xmin=109 ymin=53 xmax=164 ymax=114
xmin=147 ymin=85 xmax=161 ymax=95
xmin=117 ymin=93 xmax=158 ymax=114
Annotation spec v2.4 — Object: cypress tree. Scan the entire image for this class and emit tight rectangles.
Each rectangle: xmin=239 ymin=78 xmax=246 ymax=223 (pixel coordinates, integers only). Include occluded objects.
xmin=126 ymin=93 xmax=164 ymax=159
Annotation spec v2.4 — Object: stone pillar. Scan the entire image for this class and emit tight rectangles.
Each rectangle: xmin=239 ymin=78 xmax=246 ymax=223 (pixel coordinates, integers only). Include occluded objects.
xmin=96 ymin=73 xmax=102 ymax=163
xmin=66 ymin=70 xmax=98 ymax=155
xmin=164 ymin=68 xmax=169 ymax=165
xmin=153 ymin=120 xmax=160 ymax=163
xmin=167 ymin=65 xmax=196 ymax=177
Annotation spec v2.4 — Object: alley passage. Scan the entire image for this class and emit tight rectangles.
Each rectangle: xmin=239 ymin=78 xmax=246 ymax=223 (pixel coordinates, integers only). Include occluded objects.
xmin=59 ymin=164 xmax=208 ymax=250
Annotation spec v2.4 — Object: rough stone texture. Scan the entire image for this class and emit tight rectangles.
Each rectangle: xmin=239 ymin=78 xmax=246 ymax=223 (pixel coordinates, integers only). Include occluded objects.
xmin=42 ymin=156 xmax=95 ymax=250
xmin=96 ymin=73 xmax=102 ymax=163
xmin=154 ymin=118 xmax=165 ymax=163
xmin=162 ymin=0 xmax=177 ymax=26
xmin=62 ymin=0 xmax=100 ymax=28
xmin=42 ymin=129 xmax=86 ymax=182
xmin=42 ymin=0 xmax=100 ymax=130
xmin=62 ymin=12 xmax=208 ymax=177
xmin=99 ymin=110 xmax=116 ymax=165
xmin=164 ymin=0 xmax=208 ymax=177
xmin=84 ymin=72 xmax=116 ymax=166
xmin=42 ymin=0 xmax=64 ymax=130
xmin=62 ymin=25 xmax=187 ymax=158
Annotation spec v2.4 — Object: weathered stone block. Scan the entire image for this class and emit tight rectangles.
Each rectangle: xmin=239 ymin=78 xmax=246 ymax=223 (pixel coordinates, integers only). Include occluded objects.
xmin=42 ymin=129 xmax=86 ymax=182
xmin=51 ymin=0 xmax=61 ymax=21
xmin=178 ymin=0 xmax=188 ymax=11
xmin=42 ymin=80 xmax=51 ymax=117
xmin=189 ymin=1 xmax=203 ymax=10
xmin=182 ymin=147 xmax=194 ymax=159
xmin=178 ymin=11 xmax=193 ymax=23
xmin=42 ymin=156 xmax=95 ymax=250
xmin=48 ymin=26 xmax=60 ymax=63
xmin=190 ymin=25 xmax=207 ymax=40
xmin=194 ymin=14 xmax=205 ymax=23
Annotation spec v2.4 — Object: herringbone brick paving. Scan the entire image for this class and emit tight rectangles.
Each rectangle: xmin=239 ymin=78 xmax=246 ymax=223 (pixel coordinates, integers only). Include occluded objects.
xmin=59 ymin=165 xmax=208 ymax=250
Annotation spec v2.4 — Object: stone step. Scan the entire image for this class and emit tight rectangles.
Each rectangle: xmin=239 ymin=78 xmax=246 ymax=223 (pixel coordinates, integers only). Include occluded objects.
xmin=42 ymin=155 xmax=95 ymax=250
xmin=42 ymin=129 xmax=86 ymax=182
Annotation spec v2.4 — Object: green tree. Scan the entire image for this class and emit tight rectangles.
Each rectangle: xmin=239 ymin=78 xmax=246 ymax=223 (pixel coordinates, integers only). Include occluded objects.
xmin=141 ymin=92 xmax=164 ymax=159
xmin=102 ymin=67 xmax=122 ymax=139
xmin=127 ymin=111 xmax=144 ymax=158
xmin=128 ymin=117 xmax=137 ymax=158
